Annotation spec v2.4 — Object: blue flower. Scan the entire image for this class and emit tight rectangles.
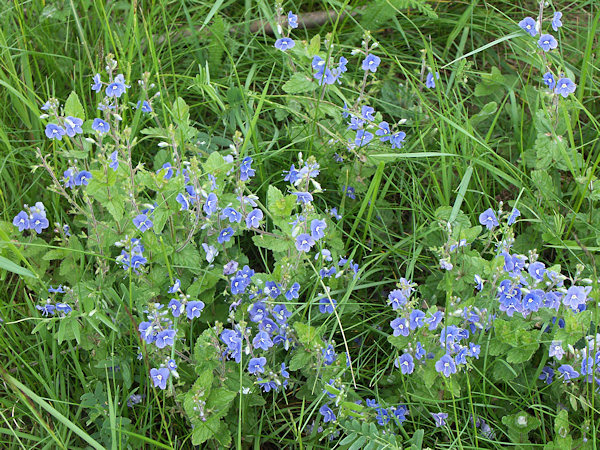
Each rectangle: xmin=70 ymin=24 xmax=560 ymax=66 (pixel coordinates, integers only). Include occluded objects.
xmin=203 ymin=193 xmax=218 ymax=216
xmin=253 ymin=331 xmax=274 ymax=350
xmin=168 ymin=298 xmax=183 ymax=317
xmin=218 ymin=227 xmax=234 ymax=244
xmin=284 ymin=282 xmax=300 ymax=300
xmin=92 ymin=118 xmax=110 ymax=135
xmin=479 ymin=208 xmax=498 ymax=230
xmin=55 ymin=303 xmax=72 ymax=315
xmin=310 ymin=219 xmax=327 ymax=240
xmin=167 ymin=359 xmax=177 ymax=371
xmin=136 ymin=100 xmax=152 ymax=113
xmin=186 ymin=300 xmax=205 ymax=319
xmin=292 ymin=192 xmax=313 ymax=204
xmin=543 ymin=72 xmax=556 ymax=90
xmin=361 ymin=105 xmax=375 ymax=121
xmin=138 ymin=323 xmax=155 ymax=344
xmin=518 ymin=17 xmax=537 ymax=37
xmin=474 ymin=274 xmax=484 ymax=291
xmin=64 ymin=116 xmax=83 ymax=137
xmin=507 ymin=207 xmax=520 ymax=225
xmin=259 ymin=318 xmax=279 ymax=335
xmin=361 ymin=54 xmax=381 ymax=72
xmin=523 ymin=289 xmax=544 ymax=312
xmin=376 ymin=121 xmax=391 ymax=142
xmin=29 ymin=213 xmax=49 ymax=234
xmin=36 ymin=302 xmax=55 ymax=316
xmin=133 ymin=214 xmax=153 ymax=232
xmin=416 ymin=342 xmax=426 ymax=360
xmin=150 ymin=368 xmax=170 ymax=390
xmin=168 ymin=279 xmax=181 ymax=293
xmin=551 ymin=11 xmax=563 ymax=32
xmin=320 ymin=404 xmax=336 ymax=423
xmin=176 ymin=193 xmax=189 ymax=211
xmin=322 ymin=344 xmax=336 ymax=365
xmin=555 ymin=77 xmax=576 ymax=97
xmin=425 ymin=311 xmax=443 ymax=330
xmin=392 ymin=405 xmax=408 ymax=423
xmin=239 ymin=156 xmax=256 ymax=181
xmin=202 ymin=243 xmax=218 ymax=263
xmin=248 ymin=302 xmax=267 ymax=322
xmin=295 ymin=233 xmax=315 ymax=252
xmin=391 ymin=317 xmax=409 ymax=337
xmin=563 ymin=285 xmax=588 ymax=309
xmin=272 ymin=304 xmax=292 ymax=324
xmin=91 ymin=73 xmax=102 ymax=92
xmin=347 ymin=116 xmax=365 ymax=131
xmin=538 ymin=34 xmax=558 ymax=52
xmin=431 ymin=412 xmax=448 ymax=427
xmin=409 ymin=310 xmax=425 ymax=330
xmin=539 ymin=366 xmax=554 ymax=384
xmin=375 ymin=408 xmax=390 ymax=426
xmin=13 ymin=211 xmax=29 ymax=232
xmin=435 ymin=355 xmax=457 ymax=377
xmin=468 ymin=343 xmax=480 ymax=359
xmin=425 ymin=72 xmax=439 ymax=88
xmin=284 ymin=164 xmax=300 ymax=183
xmin=319 ymin=297 xmax=337 ymax=314
xmin=549 ymin=340 xmax=564 ymax=360
xmin=274 ymin=38 xmax=295 ymax=51
xmin=155 ymin=329 xmax=176 ymax=348
xmin=288 ymin=11 xmax=298 ymax=28
xmin=106 ymin=81 xmax=126 ymax=98
xmin=48 ymin=285 xmax=65 ymax=293
xmin=221 ymin=207 xmax=242 ymax=223
xmin=158 ymin=163 xmax=173 ymax=180
xmin=246 ymin=209 xmax=263 ymax=228
xmin=45 ymin=123 xmax=66 ymax=140
xmin=388 ymin=289 xmax=407 ymax=310
xmin=395 ymin=353 xmax=414 ymax=374
xmin=73 ymin=170 xmax=92 ymax=186
xmin=355 ymin=129 xmax=374 ymax=147
xmin=108 ymin=151 xmax=119 ymax=171
xmin=390 ymin=131 xmax=406 ymax=149
xmin=557 ymin=364 xmax=579 ymax=382
xmin=248 ymin=356 xmax=266 ymax=374
xmin=528 ymin=261 xmax=546 ymax=281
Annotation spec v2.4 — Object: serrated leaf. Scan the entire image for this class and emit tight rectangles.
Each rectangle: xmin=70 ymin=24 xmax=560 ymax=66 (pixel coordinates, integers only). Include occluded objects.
xmin=289 ymin=350 xmax=312 ymax=371
xmin=64 ymin=91 xmax=85 ymax=120
xmin=282 ymin=73 xmax=316 ymax=94
xmin=251 ymin=234 xmax=292 ymax=252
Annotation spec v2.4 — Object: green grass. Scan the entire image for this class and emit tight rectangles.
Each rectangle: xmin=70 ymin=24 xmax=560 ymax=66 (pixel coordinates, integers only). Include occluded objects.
xmin=1 ymin=0 xmax=599 ymax=447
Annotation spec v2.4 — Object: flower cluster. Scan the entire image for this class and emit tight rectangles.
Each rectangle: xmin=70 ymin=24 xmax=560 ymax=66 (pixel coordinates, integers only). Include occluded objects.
xmin=518 ymin=11 xmax=576 ymax=97
xmin=274 ymin=10 xmax=298 ymax=51
xmin=35 ymin=285 xmax=73 ymax=316
xmin=115 ymin=237 xmax=147 ymax=274
xmin=12 ymin=202 xmax=49 ymax=234
xmin=62 ymin=167 xmax=93 ymax=188
xmin=388 ymin=275 xmax=484 ymax=382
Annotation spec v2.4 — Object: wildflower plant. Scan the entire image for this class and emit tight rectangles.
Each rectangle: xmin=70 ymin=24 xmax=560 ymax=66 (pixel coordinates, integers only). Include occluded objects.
xmin=3 ymin=2 xmax=598 ymax=448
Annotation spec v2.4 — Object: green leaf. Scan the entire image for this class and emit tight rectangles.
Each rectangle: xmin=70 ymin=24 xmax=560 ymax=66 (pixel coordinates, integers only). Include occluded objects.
xmin=0 ymin=255 xmax=35 ymax=278
xmin=64 ymin=91 xmax=85 ymax=119
xmin=308 ymin=34 xmax=321 ymax=56
xmin=171 ymin=97 xmax=190 ymax=125
xmin=282 ymin=73 xmax=317 ymax=94
xmin=289 ymin=350 xmax=312 ymax=371
xmin=251 ymin=234 xmax=292 ymax=253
